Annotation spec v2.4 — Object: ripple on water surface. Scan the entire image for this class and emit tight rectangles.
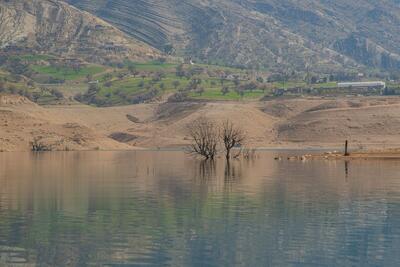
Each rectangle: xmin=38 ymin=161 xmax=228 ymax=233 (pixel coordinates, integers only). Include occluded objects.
xmin=0 ymin=151 xmax=399 ymax=266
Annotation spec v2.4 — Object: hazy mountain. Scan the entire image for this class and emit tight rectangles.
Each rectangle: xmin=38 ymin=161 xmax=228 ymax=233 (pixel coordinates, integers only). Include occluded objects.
xmin=65 ymin=0 xmax=400 ymax=72
xmin=0 ymin=0 xmax=161 ymax=63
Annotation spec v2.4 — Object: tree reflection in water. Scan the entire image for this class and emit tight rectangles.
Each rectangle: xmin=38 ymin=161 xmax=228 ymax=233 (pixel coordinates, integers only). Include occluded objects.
xmin=0 ymin=151 xmax=399 ymax=266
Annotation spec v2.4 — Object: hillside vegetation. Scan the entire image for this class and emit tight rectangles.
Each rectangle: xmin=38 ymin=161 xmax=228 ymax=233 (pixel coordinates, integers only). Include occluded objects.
xmin=2 ymin=50 xmax=398 ymax=108
xmin=1 ymin=0 xmax=399 ymax=108
xmin=0 ymin=49 xmax=272 ymax=106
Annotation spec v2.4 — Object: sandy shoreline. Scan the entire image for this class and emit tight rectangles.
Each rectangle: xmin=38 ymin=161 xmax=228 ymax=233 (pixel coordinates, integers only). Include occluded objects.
xmin=3 ymin=145 xmax=400 ymax=160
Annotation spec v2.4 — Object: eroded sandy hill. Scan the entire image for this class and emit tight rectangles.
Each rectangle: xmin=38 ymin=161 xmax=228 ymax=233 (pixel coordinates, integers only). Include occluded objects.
xmin=276 ymin=98 xmax=400 ymax=148
xmin=2 ymin=95 xmax=400 ymax=151
xmin=0 ymin=0 xmax=161 ymax=63
xmin=0 ymin=95 xmax=131 ymax=152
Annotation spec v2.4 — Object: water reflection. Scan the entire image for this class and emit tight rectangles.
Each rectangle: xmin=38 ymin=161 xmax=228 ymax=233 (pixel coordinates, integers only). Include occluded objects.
xmin=345 ymin=160 xmax=349 ymax=180
xmin=0 ymin=151 xmax=399 ymax=266
xmin=195 ymin=160 xmax=216 ymax=182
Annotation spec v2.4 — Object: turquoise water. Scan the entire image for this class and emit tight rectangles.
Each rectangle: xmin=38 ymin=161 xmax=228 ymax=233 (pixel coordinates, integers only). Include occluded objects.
xmin=0 ymin=151 xmax=399 ymax=266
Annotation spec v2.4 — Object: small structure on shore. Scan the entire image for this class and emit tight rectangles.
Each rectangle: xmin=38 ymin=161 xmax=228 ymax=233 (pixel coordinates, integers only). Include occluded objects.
xmin=337 ymin=81 xmax=386 ymax=90
xmin=344 ymin=140 xmax=350 ymax=156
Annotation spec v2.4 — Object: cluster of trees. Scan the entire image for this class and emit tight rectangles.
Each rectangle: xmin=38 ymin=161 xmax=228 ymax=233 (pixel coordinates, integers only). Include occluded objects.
xmin=383 ymin=86 xmax=400 ymax=96
xmin=76 ymin=82 xmax=159 ymax=106
xmin=167 ymin=77 xmax=268 ymax=101
xmin=176 ymin=64 xmax=270 ymax=99
xmin=0 ymin=82 xmax=31 ymax=98
xmin=1 ymin=57 xmax=32 ymax=77
xmin=231 ymin=81 xmax=268 ymax=97
xmin=176 ymin=64 xmax=206 ymax=79
xmin=328 ymin=72 xmax=359 ymax=82
xmin=40 ymin=76 xmax=66 ymax=84
xmin=48 ymin=60 xmax=82 ymax=74
xmin=83 ymin=62 xmax=273 ymax=105
xmin=0 ymin=79 xmax=64 ymax=102
xmin=267 ymin=70 xmax=386 ymax=85
xmin=128 ymin=89 xmax=159 ymax=104
xmin=168 ymin=91 xmax=188 ymax=102
xmin=187 ymin=118 xmax=246 ymax=160
xmin=75 ymin=83 xmax=101 ymax=105
xmin=104 ymin=57 xmax=167 ymax=69
xmin=167 ymin=76 xmax=205 ymax=102
xmin=80 ymin=67 xmax=167 ymax=106
xmin=30 ymin=87 xmax=64 ymax=102
xmin=0 ymin=55 xmax=87 ymax=85
xmin=78 ymin=60 xmax=400 ymax=106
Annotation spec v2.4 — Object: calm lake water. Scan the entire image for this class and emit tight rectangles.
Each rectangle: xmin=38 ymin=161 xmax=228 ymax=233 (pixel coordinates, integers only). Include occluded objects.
xmin=0 ymin=151 xmax=399 ymax=266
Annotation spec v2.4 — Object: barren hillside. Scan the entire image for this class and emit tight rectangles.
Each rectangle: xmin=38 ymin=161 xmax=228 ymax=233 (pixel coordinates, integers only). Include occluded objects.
xmin=0 ymin=0 xmax=161 ymax=63
xmin=65 ymin=0 xmax=400 ymax=72
xmin=2 ymin=94 xmax=400 ymax=152
xmin=0 ymin=95 xmax=131 ymax=152
xmin=276 ymin=98 xmax=400 ymax=148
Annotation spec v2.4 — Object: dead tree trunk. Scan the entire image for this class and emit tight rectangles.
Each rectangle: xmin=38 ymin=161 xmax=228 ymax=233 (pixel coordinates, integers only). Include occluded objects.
xmin=344 ymin=140 xmax=349 ymax=156
xmin=220 ymin=120 xmax=246 ymax=160
xmin=186 ymin=117 xmax=218 ymax=160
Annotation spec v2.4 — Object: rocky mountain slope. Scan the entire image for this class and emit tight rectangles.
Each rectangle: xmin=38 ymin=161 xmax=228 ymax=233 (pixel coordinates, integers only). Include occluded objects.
xmin=0 ymin=0 xmax=161 ymax=63
xmin=65 ymin=0 xmax=400 ymax=72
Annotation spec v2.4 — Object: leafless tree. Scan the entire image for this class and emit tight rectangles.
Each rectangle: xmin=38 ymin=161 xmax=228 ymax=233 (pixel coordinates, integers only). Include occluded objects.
xmin=220 ymin=120 xmax=246 ymax=160
xmin=30 ymin=137 xmax=53 ymax=152
xmin=187 ymin=117 xmax=218 ymax=160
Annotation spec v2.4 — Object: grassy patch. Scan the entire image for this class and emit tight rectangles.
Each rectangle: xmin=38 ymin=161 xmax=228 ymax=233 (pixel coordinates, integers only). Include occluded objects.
xmin=101 ymin=74 xmax=235 ymax=92
xmin=31 ymin=65 xmax=105 ymax=81
xmin=100 ymin=77 xmax=148 ymax=95
xmin=127 ymin=61 xmax=178 ymax=71
xmin=95 ymin=73 xmax=265 ymax=103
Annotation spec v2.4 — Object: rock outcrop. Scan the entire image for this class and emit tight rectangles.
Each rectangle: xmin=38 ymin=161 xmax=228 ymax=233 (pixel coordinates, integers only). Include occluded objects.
xmin=0 ymin=0 xmax=162 ymax=63
xmin=65 ymin=0 xmax=400 ymax=72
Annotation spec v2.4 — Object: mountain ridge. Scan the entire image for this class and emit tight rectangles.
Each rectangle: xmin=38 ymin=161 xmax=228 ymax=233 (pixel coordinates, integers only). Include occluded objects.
xmin=0 ymin=0 xmax=162 ymax=64
xmin=64 ymin=0 xmax=400 ymax=72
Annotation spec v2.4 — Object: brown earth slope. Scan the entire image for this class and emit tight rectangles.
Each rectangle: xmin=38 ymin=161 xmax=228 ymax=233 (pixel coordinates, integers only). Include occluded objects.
xmin=276 ymin=98 xmax=400 ymax=148
xmin=2 ymin=95 xmax=400 ymax=152
xmin=0 ymin=95 xmax=131 ymax=152
xmin=0 ymin=0 xmax=161 ymax=63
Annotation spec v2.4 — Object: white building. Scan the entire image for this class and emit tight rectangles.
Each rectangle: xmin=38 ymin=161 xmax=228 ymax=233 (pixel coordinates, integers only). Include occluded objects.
xmin=337 ymin=81 xmax=386 ymax=89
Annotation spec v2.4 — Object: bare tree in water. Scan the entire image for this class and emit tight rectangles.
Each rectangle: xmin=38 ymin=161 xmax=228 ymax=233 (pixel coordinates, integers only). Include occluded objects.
xmin=187 ymin=117 xmax=218 ymax=160
xmin=220 ymin=120 xmax=246 ymax=160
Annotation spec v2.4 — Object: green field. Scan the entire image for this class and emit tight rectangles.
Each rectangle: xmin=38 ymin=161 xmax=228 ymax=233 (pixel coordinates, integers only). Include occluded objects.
xmin=25 ymin=59 xmax=256 ymax=103
xmin=91 ymin=69 xmax=266 ymax=105
xmin=5 ymin=53 xmax=385 ymax=107
xmin=31 ymin=65 xmax=105 ymax=81
xmin=127 ymin=61 xmax=179 ymax=71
